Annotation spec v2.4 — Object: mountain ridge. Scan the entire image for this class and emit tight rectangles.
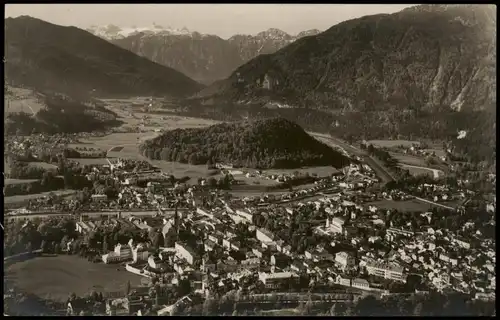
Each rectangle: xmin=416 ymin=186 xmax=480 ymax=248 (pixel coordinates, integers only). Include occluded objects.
xmin=5 ymin=16 xmax=204 ymax=98
xmin=198 ymin=4 xmax=496 ymax=113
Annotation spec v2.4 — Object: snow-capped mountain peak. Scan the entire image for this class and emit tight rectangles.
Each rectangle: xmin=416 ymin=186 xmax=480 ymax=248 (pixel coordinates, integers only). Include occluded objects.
xmin=256 ymin=28 xmax=292 ymax=40
xmin=86 ymin=24 xmax=194 ymax=40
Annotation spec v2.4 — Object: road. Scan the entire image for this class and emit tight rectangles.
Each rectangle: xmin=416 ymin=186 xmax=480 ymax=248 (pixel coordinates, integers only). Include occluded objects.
xmin=413 ymin=196 xmax=456 ymax=210
xmin=309 ymin=132 xmax=456 ymax=210
xmin=309 ymin=132 xmax=395 ymax=184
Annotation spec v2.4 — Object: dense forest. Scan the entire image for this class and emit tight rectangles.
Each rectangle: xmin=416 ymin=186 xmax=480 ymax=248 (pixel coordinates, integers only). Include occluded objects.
xmin=139 ymin=117 xmax=349 ymax=169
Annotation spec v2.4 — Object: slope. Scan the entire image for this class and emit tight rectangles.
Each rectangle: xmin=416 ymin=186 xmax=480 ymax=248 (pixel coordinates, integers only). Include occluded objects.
xmin=4 ymin=16 xmax=204 ymax=98
xmin=199 ymin=4 xmax=496 ymax=113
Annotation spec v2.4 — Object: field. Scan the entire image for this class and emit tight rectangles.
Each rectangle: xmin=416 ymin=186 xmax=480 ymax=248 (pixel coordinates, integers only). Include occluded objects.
xmin=5 ymin=178 xmax=38 ymax=185
xmin=367 ymin=140 xmax=420 ymax=148
xmin=4 ymin=190 xmax=78 ymax=205
xmin=390 ymin=153 xmax=428 ymax=167
xmin=5 ymin=87 xmax=45 ymax=115
xmin=27 ymin=162 xmax=58 ymax=170
xmin=399 ymin=165 xmax=435 ymax=177
xmin=263 ymin=166 xmax=339 ymax=177
xmin=365 ymin=199 xmax=435 ymax=212
xmin=68 ymin=158 xmax=109 ymax=165
xmin=4 ymin=255 xmax=143 ymax=302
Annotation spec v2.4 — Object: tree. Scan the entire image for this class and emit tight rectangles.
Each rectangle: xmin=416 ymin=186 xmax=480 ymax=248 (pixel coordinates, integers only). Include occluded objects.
xmin=203 ymin=298 xmax=218 ymax=316
xmin=207 ymin=177 xmax=218 ymax=188
xmin=206 ymin=158 xmax=214 ymax=170
xmin=102 ymin=237 xmax=109 ymax=253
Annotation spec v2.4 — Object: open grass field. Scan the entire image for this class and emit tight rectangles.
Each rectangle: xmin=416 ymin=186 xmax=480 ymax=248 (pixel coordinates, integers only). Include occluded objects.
xmin=367 ymin=140 xmax=421 ymax=148
xmin=399 ymin=165 xmax=435 ymax=177
xmin=390 ymin=153 xmax=428 ymax=167
xmin=423 ymin=148 xmax=447 ymax=158
xmin=27 ymin=162 xmax=58 ymax=170
xmin=365 ymin=199 xmax=435 ymax=212
xmin=4 ymin=255 xmax=143 ymax=302
xmin=264 ymin=166 xmax=339 ymax=177
xmin=67 ymin=158 xmax=109 ymax=165
xmin=5 ymin=178 xmax=38 ymax=185
xmin=5 ymin=87 xmax=45 ymax=115
xmin=4 ymin=190 xmax=78 ymax=205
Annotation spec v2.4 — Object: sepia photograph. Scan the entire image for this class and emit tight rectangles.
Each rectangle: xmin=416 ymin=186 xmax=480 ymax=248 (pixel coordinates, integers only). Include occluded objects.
xmin=3 ymin=3 xmax=496 ymax=316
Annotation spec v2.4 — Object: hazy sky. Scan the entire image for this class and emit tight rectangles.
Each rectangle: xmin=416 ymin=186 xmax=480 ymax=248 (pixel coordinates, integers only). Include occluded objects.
xmin=6 ymin=4 xmax=416 ymax=38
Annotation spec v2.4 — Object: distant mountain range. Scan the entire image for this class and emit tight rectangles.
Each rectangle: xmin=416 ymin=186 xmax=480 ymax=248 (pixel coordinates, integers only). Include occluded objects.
xmin=5 ymin=16 xmax=204 ymax=98
xmin=87 ymin=25 xmax=321 ymax=84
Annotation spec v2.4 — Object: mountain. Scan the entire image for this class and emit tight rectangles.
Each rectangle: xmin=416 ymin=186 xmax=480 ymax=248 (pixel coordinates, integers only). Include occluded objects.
xmin=192 ymin=5 xmax=495 ymax=163
xmin=139 ymin=117 xmax=349 ymax=169
xmin=199 ymin=4 xmax=496 ymax=113
xmin=86 ymin=23 xmax=193 ymax=40
xmin=101 ymin=27 xmax=321 ymax=84
xmin=4 ymin=16 xmax=204 ymax=98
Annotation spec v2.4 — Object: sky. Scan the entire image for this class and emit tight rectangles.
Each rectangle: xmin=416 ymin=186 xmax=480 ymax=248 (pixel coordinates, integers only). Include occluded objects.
xmin=5 ymin=4 xmax=416 ymax=39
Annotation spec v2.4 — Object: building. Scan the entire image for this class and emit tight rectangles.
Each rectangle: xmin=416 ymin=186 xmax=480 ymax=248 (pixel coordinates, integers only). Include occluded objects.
xmin=132 ymin=245 xmax=149 ymax=263
xmin=329 ymin=217 xmax=345 ymax=234
xmin=271 ymin=253 xmax=291 ymax=269
xmin=102 ymin=244 xmax=133 ymax=264
xmin=432 ymin=273 xmax=451 ymax=292
xmin=256 ymin=228 xmax=274 ymax=243
xmin=352 ymin=278 xmax=370 ymax=290
xmin=91 ymin=194 xmax=108 ymax=202
xmin=76 ymin=221 xmax=91 ymax=234
xmin=102 ymin=252 xmax=130 ymax=264
xmin=235 ymin=209 xmax=253 ymax=222
xmin=175 ymin=242 xmax=197 ymax=265
xmin=114 ymin=244 xmax=132 ymax=259
xmin=366 ymin=261 xmax=406 ymax=283
xmin=258 ymin=272 xmax=299 ymax=289
xmin=455 ymin=238 xmax=471 ymax=250
xmin=386 ymin=228 xmax=415 ymax=239
xmin=335 ymin=251 xmax=356 ymax=271
xmin=148 ymin=255 xmax=167 ymax=270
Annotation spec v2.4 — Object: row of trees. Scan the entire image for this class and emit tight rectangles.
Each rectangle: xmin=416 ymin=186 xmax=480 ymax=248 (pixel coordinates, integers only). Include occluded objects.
xmin=180 ymin=290 xmax=495 ymax=316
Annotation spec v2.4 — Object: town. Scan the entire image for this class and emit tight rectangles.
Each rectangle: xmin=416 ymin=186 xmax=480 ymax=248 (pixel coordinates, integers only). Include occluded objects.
xmin=4 ymin=132 xmax=496 ymax=316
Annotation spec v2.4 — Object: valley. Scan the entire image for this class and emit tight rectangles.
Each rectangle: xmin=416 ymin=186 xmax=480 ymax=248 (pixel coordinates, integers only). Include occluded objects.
xmin=4 ymin=4 xmax=496 ymax=318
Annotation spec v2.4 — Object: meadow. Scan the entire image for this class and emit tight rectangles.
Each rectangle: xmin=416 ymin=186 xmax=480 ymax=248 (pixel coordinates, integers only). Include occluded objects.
xmin=4 ymin=255 xmax=143 ymax=302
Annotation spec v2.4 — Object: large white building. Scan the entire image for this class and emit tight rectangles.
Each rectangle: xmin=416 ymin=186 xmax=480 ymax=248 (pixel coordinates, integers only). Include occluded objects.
xmin=258 ymin=272 xmax=299 ymax=289
xmin=102 ymin=244 xmax=133 ymax=264
xmin=335 ymin=251 xmax=355 ymax=271
xmin=256 ymin=228 xmax=274 ymax=243
xmin=365 ymin=261 xmax=406 ymax=283
xmin=326 ymin=217 xmax=345 ymax=234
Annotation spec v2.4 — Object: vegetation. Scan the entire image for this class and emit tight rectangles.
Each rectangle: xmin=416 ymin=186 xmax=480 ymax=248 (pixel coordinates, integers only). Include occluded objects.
xmin=175 ymin=102 xmax=495 ymax=166
xmin=140 ymin=117 xmax=349 ymax=169
xmin=5 ymin=94 xmax=123 ymax=135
